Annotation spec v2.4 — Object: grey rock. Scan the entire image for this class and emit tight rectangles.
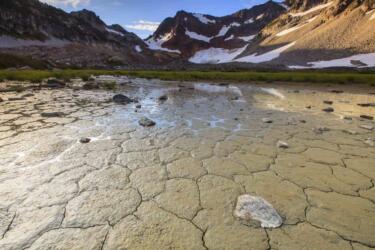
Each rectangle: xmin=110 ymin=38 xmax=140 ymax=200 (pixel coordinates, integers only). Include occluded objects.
xmin=262 ymin=118 xmax=273 ymax=124
xmin=360 ymin=115 xmax=374 ymax=120
xmin=358 ymin=103 xmax=375 ymax=107
xmin=113 ymin=94 xmax=133 ymax=104
xmin=322 ymin=107 xmax=334 ymax=113
xmin=277 ymin=140 xmax=289 ymax=149
xmin=313 ymin=127 xmax=330 ymax=134
xmin=82 ymin=81 xmax=99 ymax=90
xmin=158 ymin=95 xmax=168 ymax=102
xmin=79 ymin=137 xmax=91 ymax=144
xmin=139 ymin=117 xmax=156 ymax=127
xmin=234 ymin=195 xmax=283 ymax=228
xmin=360 ymin=124 xmax=374 ymax=131
xmin=323 ymin=101 xmax=333 ymax=105
xmin=41 ymin=112 xmax=65 ymax=118
xmin=46 ymin=78 xmax=66 ymax=88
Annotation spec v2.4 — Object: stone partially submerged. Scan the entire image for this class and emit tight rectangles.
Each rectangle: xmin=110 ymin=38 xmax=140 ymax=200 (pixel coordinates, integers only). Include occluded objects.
xmin=234 ymin=195 xmax=283 ymax=228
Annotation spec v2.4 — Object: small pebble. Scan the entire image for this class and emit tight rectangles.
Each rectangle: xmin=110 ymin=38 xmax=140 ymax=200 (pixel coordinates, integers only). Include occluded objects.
xmin=277 ymin=141 xmax=289 ymax=149
xmin=322 ymin=107 xmax=334 ymax=113
xmin=80 ymin=138 xmax=91 ymax=144
xmin=262 ymin=118 xmax=273 ymax=124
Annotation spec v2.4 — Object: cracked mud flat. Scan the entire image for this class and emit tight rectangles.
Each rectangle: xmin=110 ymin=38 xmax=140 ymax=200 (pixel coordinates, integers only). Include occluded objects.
xmin=0 ymin=78 xmax=374 ymax=250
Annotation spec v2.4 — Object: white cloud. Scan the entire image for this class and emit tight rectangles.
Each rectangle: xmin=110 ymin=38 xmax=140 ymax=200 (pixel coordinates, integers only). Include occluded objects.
xmin=125 ymin=20 xmax=160 ymax=32
xmin=40 ymin=0 xmax=91 ymax=8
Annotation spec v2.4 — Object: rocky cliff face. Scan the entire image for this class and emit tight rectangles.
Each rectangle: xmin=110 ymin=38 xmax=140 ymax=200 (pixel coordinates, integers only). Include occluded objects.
xmin=0 ymin=0 xmax=175 ymax=68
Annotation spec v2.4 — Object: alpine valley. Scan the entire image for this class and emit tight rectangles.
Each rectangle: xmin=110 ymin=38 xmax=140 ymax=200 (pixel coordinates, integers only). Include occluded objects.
xmin=1 ymin=0 xmax=374 ymax=69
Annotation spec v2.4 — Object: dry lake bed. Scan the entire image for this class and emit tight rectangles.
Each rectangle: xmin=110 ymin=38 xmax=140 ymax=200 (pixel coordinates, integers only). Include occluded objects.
xmin=0 ymin=77 xmax=374 ymax=250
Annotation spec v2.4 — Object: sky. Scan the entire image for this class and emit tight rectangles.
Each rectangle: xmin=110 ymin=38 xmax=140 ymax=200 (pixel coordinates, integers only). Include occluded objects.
xmin=40 ymin=0 xmax=275 ymax=38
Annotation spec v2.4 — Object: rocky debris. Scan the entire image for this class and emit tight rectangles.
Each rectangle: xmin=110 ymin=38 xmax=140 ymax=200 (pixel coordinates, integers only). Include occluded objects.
xmin=343 ymin=129 xmax=357 ymax=135
xmin=323 ymin=101 xmax=333 ymax=105
xmin=313 ymin=127 xmax=330 ymax=134
xmin=305 ymin=105 xmax=312 ymax=109
xmin=262 ymin=118 xmax=273 ymax=124
xmin=364 ymin=138 xmax=375 ymax=147
xmin=138 ymin=117 xmax=156 ymax=127
xmin=322 ymin=107 xmax=334 ymax=113
xmin=79 ymin=137 xmax=91 ymax=144
xmin=360 ymin=115 xmax=374 ymax=120
xmin=0 ymin=97 xmax=3 ymax=102
xmin=82 ymin=81 xmax=99 ymax=90
xmin=135 ymin=104 xmax=141 ymax=109
xmin=359 ymin=124 xmax=374 ymax=130
xmin=343 ymin=116 xmax=353 ymax=120
xmin=277 ymin=141 xmax=289 ymax=149
xmin=46 ymin=78 xmax=66 ymax=88
xmin=41 ymin=112 xmax=65 ymax=118
xmin=331 ymin=90 xmax=344 ymax=94
xmin=358 ymin=103 xmax=375 ymax=107
xmin=234 ymin=195 xmax=283 ymax=228
xmin=113 ymin=94 xmax=133 ymax=105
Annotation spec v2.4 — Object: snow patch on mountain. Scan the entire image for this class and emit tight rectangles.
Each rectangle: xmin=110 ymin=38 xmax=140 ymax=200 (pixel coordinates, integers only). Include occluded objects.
xmin=245 ymin=18 xmax=254 ymax=24
xmin=193 ymin=13 xmax=216 ymax=24
xmin=290 ymin=53 xmax=375 ymax=68
xmin=105 ymin=28 xmax=124 ymax=36
xmin=238 ymin=35 xmax=256 ymax=42
xmin=189 ymin=46 xmax=248 ymax=64
xmin=235 ymin=42 xmax=296 ymax=63
xmin=290 ymin=2 xmax=333 ymax=17
xmin=135 ymin=45 xmax=142 ymax=52
xmin=146 ymin=32 xmax=181 ymax=53
xmin=216 ymin=23 xmax=241 ymax=37
xmin=185 ymin=30 xmax=212 ymax=42
xmin=276 ymin=16 xmax=317 ymax=37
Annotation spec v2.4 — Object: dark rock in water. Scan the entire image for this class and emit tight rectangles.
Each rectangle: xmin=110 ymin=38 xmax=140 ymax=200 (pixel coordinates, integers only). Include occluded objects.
xmin=139 ymin=117 xmax=156 ymax=127
xmin=113 ymin=94 xmax=133 ymax=104
xmin=262 ymin=118 xmax=273 ymax=124
xmin=218 ymin=83 xmax=229 ymax=86
xmin=306 ymin=105 xmax=312 ymax=109
xmin=22 ymin=93 xmax=34 ymax=98
xmin=360 ymin=115 xmax=374 ymax=120
xmin=158 ymin=95 xmax=168 ymax=102
xmin=299 ymin=120 xmax=306 ymax=123
xmin=41 ymin=112 xmax=65 ymax=118
xmin=313 ymin=127 xmax=330 ymax=134
xmin=231 ymin=96 xmax=240 ymax=101
xmin=82 ymin=81 xmax=99 ymax=90
xmin=358 ymin=103 xmax=375 ymax=107
xmin=79 ymin=137 xmax=91 ymax=144
xmin=136 ymin=104 xmax=142 ymax=109
xmin=323 ymin=101 xmax=333 ymax=105
xmin=46 ymin=78 xmax=66 ymax=88
xmin=322 ymin=107 xmax=334 ymax=113
xmin=331 ymin=90 xmax=344 ymax=94
xmin=8 ymin=97 xmax=24 ymax=101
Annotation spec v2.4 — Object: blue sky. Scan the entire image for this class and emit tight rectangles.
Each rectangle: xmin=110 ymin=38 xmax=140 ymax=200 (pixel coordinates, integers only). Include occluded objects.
xmin=41 ymin=0 xmax=275 ymax=38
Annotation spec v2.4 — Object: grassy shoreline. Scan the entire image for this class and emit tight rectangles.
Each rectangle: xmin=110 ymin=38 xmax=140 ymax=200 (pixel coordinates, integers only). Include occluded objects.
xmin=0 ymin=69 xmax=374 ymax=85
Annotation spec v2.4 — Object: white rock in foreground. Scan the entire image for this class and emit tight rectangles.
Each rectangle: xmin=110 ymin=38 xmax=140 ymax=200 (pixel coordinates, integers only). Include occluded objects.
xmin=234 ymin=195 xmax=283 ymax=228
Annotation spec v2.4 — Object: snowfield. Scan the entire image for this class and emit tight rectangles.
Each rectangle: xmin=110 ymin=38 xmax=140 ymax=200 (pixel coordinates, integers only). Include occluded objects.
xmin=289 ymin=2 xmax=333 ymax=17
xmin=290 ymin=53 xmax=375 ymax=68
xmin=185 ymin=30 xmax=212 ymax=42
xmin=235 ymin=42 xmax=296 ymax=63
xmin=188 ymin=46 xmax=248 ymax=64
xmin=193 ymin=13 xmax=216 ymax=24
xmin=189 ymin=42 xmax=296 ymax=64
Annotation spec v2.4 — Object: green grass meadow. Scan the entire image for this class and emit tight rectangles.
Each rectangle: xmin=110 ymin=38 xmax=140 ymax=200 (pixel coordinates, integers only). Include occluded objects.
xmin=0 ymin=69 xmax=374 ymax=85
